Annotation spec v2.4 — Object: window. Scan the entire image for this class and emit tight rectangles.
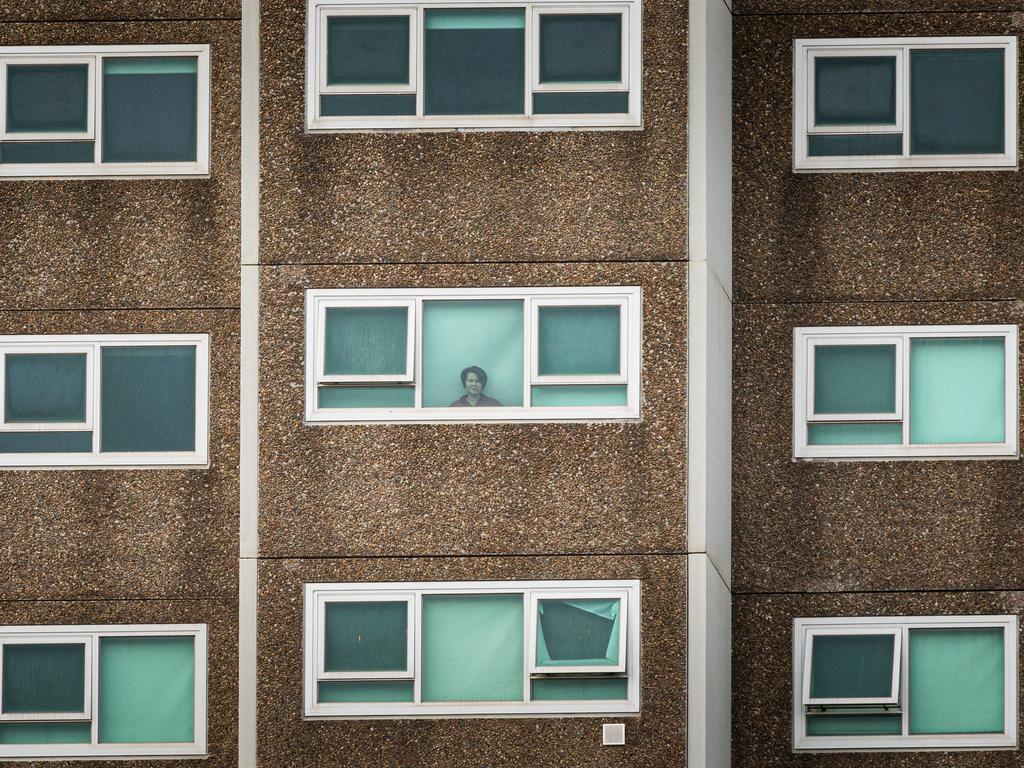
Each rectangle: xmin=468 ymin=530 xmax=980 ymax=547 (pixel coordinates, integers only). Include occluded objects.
xmin=0 ymin=334 xmax=209 ymax=467
xmin=0 ymin=45 xmax=210 ymax=177
xmin=793 ymin=37 xmax=1017 ymax=171
xmin=793 ymin=616 xmax=1017 ymax=751
xmin=0 ymin=624 xmax=206 ymax=759
xmin=306 ymin=0 xmax=640 ymax=130
xmin=793 ymin=325 xmax=1018 ymax=459
xmin=306 ymin=287 xmax=641 ymax=422
xmin=304 ymin=581 xmax=640 ymax=717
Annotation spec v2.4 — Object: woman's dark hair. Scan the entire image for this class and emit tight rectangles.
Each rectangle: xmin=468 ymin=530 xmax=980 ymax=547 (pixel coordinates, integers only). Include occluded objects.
xmin=460 ymin=365 xmax=488 ymax=388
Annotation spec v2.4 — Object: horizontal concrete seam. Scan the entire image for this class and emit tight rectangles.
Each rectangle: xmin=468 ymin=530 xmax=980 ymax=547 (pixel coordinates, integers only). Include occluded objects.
xmin=734 ymin=297 xmax=1023 ymax=307
xmin=733 ymin=7 xmax=1024 ymax=17
xmin=0 ymin=16 xmax=242 ymax=23
xmin=0 ymin=596 xmax=237 ymax=603
xmin=733 ymin=586 xmax=1024 ymax=597
xmin=257 ymin=258 xmax=693 ymax=268
xmin=0 ymin=305 xmax=242 ymax=313
xmin=252 ymin=551 xmax=689 ymax=561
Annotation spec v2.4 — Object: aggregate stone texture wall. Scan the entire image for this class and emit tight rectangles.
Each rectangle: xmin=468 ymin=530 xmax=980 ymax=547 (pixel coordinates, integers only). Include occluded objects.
xmin=0 ymin=21 xmax=240 ymax=310
xmin=734 ymin=10 xmax=1024 ymax=303
xmin=0 ymin=309 xmax=239 ymax=600
xmin=0 ymin=2 xmax=240 ymax=21
xmin=258 ymin=0 xmax=687 ymax=265
xmin=257 ymin=554 xmax=685 ymax=768
xmin=733 ymin=300 xmax=1024 ymax=594
xmin=0 ymin=598 xmax=237 ymax=768
xmin=258 ymin=261 xmax=686 ymax=558
xmin=734 ymin=0 xmax=1024 ymax=13
xmin=733 ymin=590 xmax=1024 ymax=768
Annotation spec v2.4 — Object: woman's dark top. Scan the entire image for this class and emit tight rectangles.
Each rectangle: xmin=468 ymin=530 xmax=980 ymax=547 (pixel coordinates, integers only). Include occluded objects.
xmin=449 ymin=394 xmax=503 ymax=407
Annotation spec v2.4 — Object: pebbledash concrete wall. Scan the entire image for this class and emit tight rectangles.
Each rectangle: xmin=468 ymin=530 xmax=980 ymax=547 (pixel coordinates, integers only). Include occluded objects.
xmin=731 ymin=1 xmax=1024 ymax=765
xmin=0 ymin=4 xmax=242 ymax=767
xmin=251 ymin=0 xmax=689 ymax=764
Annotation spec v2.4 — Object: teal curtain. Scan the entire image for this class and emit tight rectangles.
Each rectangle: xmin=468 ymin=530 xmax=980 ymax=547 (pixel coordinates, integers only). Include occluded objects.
xmin=0 ymin=723 xmax=91 ymax=745
xmin=0 ymin=431 xmax=93 ymax=453
xmin=318 ymin=681 xmax=414 ymax=703
xmin=814 ymin=56 xmax=897 ymax=126
xmin=1 ymin=643 xmax=85 ymax=713
xmin=100 ymin=346 xmax=196 ymax=453
xmin=809 ymin=634 xmax=895 ymax=699
xmin=533 ymin=92 xmax=629 ymax=115
xmin=0 ymin=141 xmax=94 ymax=164
xmin=324 ymin=601 xmax=408 ymax=672
xmin=537 ymin=305 xmax=621 ymax=376
xmin=421 ymin=300 xmax=523 ymax=407
xmin=318 ymin=386 xmax=414 ymax=409
xmin=324 ymin=306 xmax=408 ymax=376
xmin=909 ymin=628 xmax=1004 ymax=734
xmin=98 ymin=636 xmax=194 ymax=744
xmin=4 ymin=353 xmax=87 ymax=423
xmin=909 ymin=337 xmax=1004 ymax=444
xmin=807 ymin=133 xmax=903 ymax=157
xmin=531 ymin=678 xmax=627 ymax=701
xmin=327 ymin=16 xmax=409 ymax=85
xmin=536 ymin=598 xmax=621 ymax=667
xmin=421 ymin=594 xmax=523 ymax=702
xmin=539 ymin=14 xmax=621 ymax=84
xmin=814 ymin=344 xmax=896 ymax=414
xmin=806 ymin=714 xmax=901 ymax=736
xmin=531 ymin=385 xmax=627 ymax=407
xmin=6 ymin=64 xmax=89 ymax=133
xmin=807 ymin=422 xmax=902 ymax=446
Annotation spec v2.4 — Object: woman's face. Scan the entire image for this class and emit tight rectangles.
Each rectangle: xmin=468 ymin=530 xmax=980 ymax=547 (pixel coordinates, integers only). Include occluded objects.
xmin=464 ymin=372 xmax=483 ymax=395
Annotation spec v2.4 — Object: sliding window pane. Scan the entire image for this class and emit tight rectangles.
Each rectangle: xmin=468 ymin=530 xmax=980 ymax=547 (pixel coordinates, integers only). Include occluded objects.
xmin=814 ymin=344 xmax=896 ymax=414
xmin=327 ymin=16 xmax=409 ymax=85
xmin=324 ymin=306 xmax=408 ymax=376
xmin=814 ymin=56 xmax=897 ymax=126
xmin=809 ymin=634 xmax=894 ymax=700
xmin=538 ymin=305 xmax=620 ymax=376
xmin=539 ymin=14 xmax=621 ymax=83
xmin=4 ymin=353 xmax=87 ymax=423
xmin=323 ymin=601 xmax=408 ymax=673
xmin=1 ymin=643 xmax=85 ymax=714
xmin=424 ymin=9 xmax=525 ymax=115
xmin=6 ymin=64 xmax=89 ymax=134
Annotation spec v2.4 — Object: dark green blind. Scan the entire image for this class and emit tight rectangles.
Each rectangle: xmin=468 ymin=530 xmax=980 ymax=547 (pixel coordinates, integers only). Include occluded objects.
xmin=536 ymin=598 xmax=620 ymax=666
xmin=911 ymin=49 xmax=1004 ymax=155
xmin=324 ymin=306 xmax=408 ymax=376
xmin=6 ymin=64 xmax=89 ymax=134
xmin=814 ymin=56 xmax=897 ymax=126
xmin=4 ymin=353 xmax=87 ymax=423
xmin=809 ymin=634 xmax=895 ymax=699
xmin=537 ymin=305 xmax=621 ymax=376
xmin=807 ymin=133 xmax=902 ymax=157
xmin=0 ymin=141 xmax=94 ymax=164
xmin=323 ymin=601 xmax=408 ymax=672
xmin=100 ymin=345 xmax=196 ymax=453
xmin=327 ymin=16 xmax=409 ymax=85
xmin=1 ymin=643 xmax=85 ymax=714
xmin=814 ymin=344 xmax=896 ymax=414
xmin=539 ymin=14 xmax=621 ymax=83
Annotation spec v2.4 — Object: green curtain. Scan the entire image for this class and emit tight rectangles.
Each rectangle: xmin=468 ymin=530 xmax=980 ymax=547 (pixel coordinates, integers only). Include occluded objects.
xmin=809 ymin=634 xmax=895 ymax=699
xmin=318 ymin=386 xmax=414 ymax=409
xmin=6 ymin=64 xmax=89 ymax=133
xmin=1 ymin=643 xmax=85 ymax=713
xmin=323 ymin=306 xmax=408 ymax=376
xmin=536 ymin=598 xmax=621 ymax=667
xmin=327 ymin=16 xmax=409 ymax=86
xmin=421 ymin=300 xmax=524 ymax=407
xmin=323 ymin=601 xmax=408 ymax=672
xmin=421 ymin=594 xmax=523 ymax=702
xmin=909 ymin=628 xmax=1004 ymax=734
xmin=909 ymin=337 xmax=1004 ymax=444
xmin=4 ymin=353 xmax=87 ymax=423
xmin=807 ymin=422 xmax=902 ymax=446
xmin=537 ymin=305 xmax=621 ymax=376
xmin=0 ymin=723 xmax=91 ymax=745
xmin=98 ymin=636 xmax=194 ymax=744
xmin=531 ymin=385 xmax=627 ymax=407
xmin=0 ymin=431 xmax=93 ymax=453
xmin=806 ymin=714 xmax=901 ymax=736
xmin=318 ymin=681 xmax=414 ymax=703
xmin=814 ymin=344 xmax=896 ymax=414
xmin=814 ymin=56 xmax=897 ymax=126
xmin=531 ymin=678 xmax=627 ymax=701
xmin=539 ymin=14 xmax=621 ymax=84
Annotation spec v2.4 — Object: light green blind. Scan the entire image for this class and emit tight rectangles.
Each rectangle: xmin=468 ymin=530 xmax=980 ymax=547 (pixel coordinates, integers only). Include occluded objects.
xmin=318 ymin=386 xmax=414 ymax=409
xmin=1 ymin=643 xmax=85 ymax=713
xmin=324 ymin=601 xmax=408 ymax=672
xmin=421 ymin=594 xmax=523 ymax=702
xmin=4 ymin=353 xmax=87 ymax=423
xmin=531 ymin=384 xmax=627 ymax=407
xmin=98 ymin=636 xmax=195 ymax=744
xmin=909 ymin=337 xmax=1005 ymax=444
xmin=324 ymin=306 xmax=408 ymax=376
xmin=422 ymin=300 xmax=524 ymax=407
xmin=814 ymin=344 xmax=896 ymax=414
xmin=536 ymin=598 xmax=621 ymax=667
xmin=531 ymin=678 xmax=628 ymax=701
xmin=0 ymin=723 xmax=91 ymax=744
xmin=537 ymin=305 xmax=621 ymax=376
xmin=807 ymin=422 xmax=902 ymax=446
xmin=809 ymin=634 xmax=895 ymax=699
xmin=318 ymin=681 xmax=414 ymax=703
xmin=909 ymin=628 xmax=1004 ymax=735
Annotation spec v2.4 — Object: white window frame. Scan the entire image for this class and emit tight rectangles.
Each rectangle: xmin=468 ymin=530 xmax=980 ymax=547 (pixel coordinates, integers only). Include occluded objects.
xmin=315 ymin=591 xmax=417 ymax=680
xmin=793 ymin=325 xmax=1018 ymax=460
xmin=304 ymin=580 xmax=641 ymax=718
xmin=306 ymin=287 xmax=642 ymax=423
xmin=0 ymin=634 xmax=94 ymax=722
xmin=526 ymin=588 xmax=629 ymax=674
xmin=0 ymin=334 xmax=210 ymax=469
xmin=0 ymin=624 xmax=207 ymax=760
xmin=793 ymin=37 xmax=1018 ymax=172
xmin=530 ymin=297 xmax=628 ymax=386
xmin=318 ymin=6 xmax=418 ymax=95
xmin=0 ymin=45 xmax=211 ymax=179
xmin=316 ymin=297 xmax=416 ymax=383
xmin=0 ymin=344 xmax=96 ymax=432
xmin=793 ymin=616 xmax=1018 ymax=752
xmin=801 ymin=627 xmax=901 ymax=707
xmin=306 ymin=0 xmax=642 ymax=131
xmin=0 ymin=55 xmax=97 ymax=141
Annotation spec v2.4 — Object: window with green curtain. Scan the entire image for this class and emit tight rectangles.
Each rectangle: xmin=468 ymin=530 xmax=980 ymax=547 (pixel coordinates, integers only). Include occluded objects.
xmin=0 ymin=431 xmax=93 ymax=453
xmin=6 ymin=64 xmax=89 ymax=134
xmin=909 ymin=628 xmax=1004 ymax=734
xmin=318 ymin=680 xmax=414 ymax=703
xmin=531 ymin=678 xmax=628 ymax=701
xmin=318 ymin=386 xmax=415 ymax=409
xmin=537 ymin=305 xmax=621 ymax=377
xmin=1 ymin=643 xmax=85 ymax=714
xmin=323 ymin=601 xmax=408 ymax=672
xmin=539 ymin=14 xmax=621 ymax=84
xmin=324 ymin=306 xmax=408 ymax=376
xmin=421 ymin=300 xmax=523 ymax=407
xmin=807 ymin=422 xmax=902 ymax=446
xmin=420 ymin=594 xmax=523 ymax=702
xmin=98 ymin=636 xmax=194 ymax=744
xmin=809 ymin=634 xmax=895 ymax=699
xmin=536 ymin=598 xmax=621 ymax=667
xmin=100 ymin=345 xmax=196 ymax=453
xmin=814 ymin=56 xmax=897 ymax=126
xmin=910 ymin=49 xmax=1004 ymax=155
xmin=327 ymin=16 xmax=409 ymax=85
xmin=4 ymin=353 xmax=87 ymax=423
xmin=102 ymin=57 xmax=198 ymax=163
xmin=909 ymin=337 xmax=1005 ymax=444
xmin=0 ymin=723 xmax=91 ymax=745
xmin=813 ymin=344 xmax=896 ymax=414
xmin=806 ymin=714 xmax=902 ymax=736
xmin=531 ymin=384 xmax=627 ymax=407
xmin=424 ymin=9 xmax=525 ymax=115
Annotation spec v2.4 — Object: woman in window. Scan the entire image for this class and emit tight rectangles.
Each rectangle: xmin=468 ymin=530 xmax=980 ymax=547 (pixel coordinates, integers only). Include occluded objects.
xmin=450 ymin=366 xmax=502 ymax=407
